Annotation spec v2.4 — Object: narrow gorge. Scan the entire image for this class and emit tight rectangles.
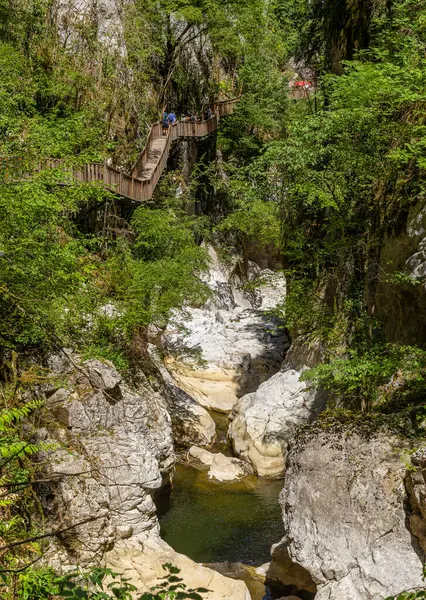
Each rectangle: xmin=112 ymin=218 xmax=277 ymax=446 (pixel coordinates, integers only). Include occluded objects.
xmin=2 ymin=0 xmax=426 ymax=598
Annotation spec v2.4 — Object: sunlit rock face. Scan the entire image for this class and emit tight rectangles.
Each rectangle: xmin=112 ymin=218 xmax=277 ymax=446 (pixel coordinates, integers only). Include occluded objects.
xmin=163 ymin=246 xmax=289 ymax=413
xmin=40 ymin=353 xmax=251 ymax=599
xmin=106 ymin=536 xmax=252 ymax=600
xmin=56 ymin=0 xmax=126 ymax=53
xmin=228 ymin=365 xmax=324 ymax=477
xmin=278 ymin=429 xmax=425 ymax=600
xmin=39 ymin=354 xmax=175 ymax=566
xmin=187 ymin=445 xmax=254 ymax=482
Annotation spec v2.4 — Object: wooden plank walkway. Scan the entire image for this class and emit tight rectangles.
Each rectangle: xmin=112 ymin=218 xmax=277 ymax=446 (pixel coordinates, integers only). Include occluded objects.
xmin=44 ymin=98 xmax=239 ymax=203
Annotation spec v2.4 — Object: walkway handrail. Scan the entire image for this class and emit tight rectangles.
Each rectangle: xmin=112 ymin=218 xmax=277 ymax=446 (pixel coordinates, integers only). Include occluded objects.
xmin=131 ymin=121 xmax=162 ymax=178
xmin=43 ymin=96 xmax=240 ymax=203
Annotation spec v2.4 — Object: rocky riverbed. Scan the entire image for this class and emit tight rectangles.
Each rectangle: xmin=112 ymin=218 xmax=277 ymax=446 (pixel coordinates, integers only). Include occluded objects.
xmin=39 ymin=246 xmax=426 ymax=600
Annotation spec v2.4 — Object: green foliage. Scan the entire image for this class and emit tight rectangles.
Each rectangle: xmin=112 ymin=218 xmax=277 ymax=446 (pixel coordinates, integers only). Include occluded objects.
xmin=17 ymin=567 xmax=60 ymax=600
xmin=385 ymin=271 xmax=421 ymax=288
xmin=0 ymin=0 xmax=293 ymax=356
xmin=0 ymin=356 xmax=50 ymax=576
xmin=140 ymin=563 xmax=208 ymax=600
xmin=110 ymin=206 xmax=209 ymax=331
xmin=81 ymin=343 xmax=130 ymax=375
xmin=215 ymin=0 xmax=426 ymax=422
xmin=0 ymin=5 xmax=115 ymax=350
xmin=0 ymin=178 xmax=106 ymax=348
xmin=387 ymin=593 xmax=426 ymax=600
xmin=5 ymin=565 xmax=208 ymax=600
xmin=217 ymin=198 xmax=281 ymax=253
xmin=302 ymin=344 xmax=426 ymax=413
xmin=216 ymin=0 xmax=426 ymax=356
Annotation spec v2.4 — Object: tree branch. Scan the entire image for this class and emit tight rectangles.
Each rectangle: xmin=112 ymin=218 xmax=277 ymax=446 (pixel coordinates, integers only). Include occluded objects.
xmin=0 ymin=513 xmax=108 ymax=554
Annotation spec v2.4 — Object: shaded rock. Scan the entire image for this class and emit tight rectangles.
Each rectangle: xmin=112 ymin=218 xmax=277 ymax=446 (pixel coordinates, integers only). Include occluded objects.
xmin=165 ymin=384 xmax=216 ymax=447
xmin=228 ymin=367 xmax=324 ymax=477
xmin=374 ymin=198 xmax=426 ymax=345
xmin=148 ymin=344 xmax=215 ymax=447
xmin=83 ymin=358 xmax=123 ymax=402
xmin=279 ymin=429 xmax=425 ymax=599
xmin=267 ymin=538 xmax=316 ymax=597
xmin=404 ymin=446 xmax=426 ymax=554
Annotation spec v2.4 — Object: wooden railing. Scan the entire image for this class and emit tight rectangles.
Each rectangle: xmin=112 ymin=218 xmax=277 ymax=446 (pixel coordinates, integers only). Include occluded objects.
xmin=44 ymin=97 xmax=239 ymax=203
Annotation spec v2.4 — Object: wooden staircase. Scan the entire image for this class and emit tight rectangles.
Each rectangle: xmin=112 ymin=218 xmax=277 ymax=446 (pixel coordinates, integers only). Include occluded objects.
xmin=44 ymin=98 xmax=239 ymax=203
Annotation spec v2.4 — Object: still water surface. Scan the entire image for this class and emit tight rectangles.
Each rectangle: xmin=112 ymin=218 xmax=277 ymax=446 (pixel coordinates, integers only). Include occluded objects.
xmin=159 ymin=463 xmax=284 ymax=565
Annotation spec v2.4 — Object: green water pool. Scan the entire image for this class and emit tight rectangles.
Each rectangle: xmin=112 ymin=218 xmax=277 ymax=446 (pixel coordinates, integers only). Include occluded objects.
xmin=158 ymin=462 xmax=284 ymax=565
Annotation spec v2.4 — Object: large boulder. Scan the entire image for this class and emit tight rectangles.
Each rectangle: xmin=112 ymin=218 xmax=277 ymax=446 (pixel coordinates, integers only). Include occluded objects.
xmin=228 ymin=367 xmax=324 ymax=477
xmin=187 ymin=446 xmax=253 ymax=482
xmin=209 ymin=453 xmax=253 ymax=482
xmin=40 ymin=354 xmax=175 ymax=566
xmin=163 ymin=246 xmax=288 ymax=412
xmin=278 ymin=428 xmax=425 ymax=599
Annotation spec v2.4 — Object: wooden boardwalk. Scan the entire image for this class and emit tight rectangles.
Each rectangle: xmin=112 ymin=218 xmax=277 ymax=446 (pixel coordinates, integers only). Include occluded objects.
xmin=44 ymin=98 xmax=238 ymax=203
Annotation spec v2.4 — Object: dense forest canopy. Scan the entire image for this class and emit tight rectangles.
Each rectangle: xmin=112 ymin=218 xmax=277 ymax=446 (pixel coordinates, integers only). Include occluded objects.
xmin=1 ymin=0 xmax=426 ymax=595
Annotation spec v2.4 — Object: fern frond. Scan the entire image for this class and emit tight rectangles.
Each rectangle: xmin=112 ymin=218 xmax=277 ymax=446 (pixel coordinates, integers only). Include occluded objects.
xmin=0 ymin=399 xmax=43 ymax=431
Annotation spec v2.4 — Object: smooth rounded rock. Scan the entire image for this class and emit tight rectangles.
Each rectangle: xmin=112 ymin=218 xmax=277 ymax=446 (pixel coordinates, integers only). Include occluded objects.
xmin=107 ymin=537 xmax=252 ymax=600
xmin=208 ymin=452 xmax=253 ymax=482
xmin=188 ymin=445 xmax=215 ymax=468
xmin=228 ymin=368 xmax=324 ymax=477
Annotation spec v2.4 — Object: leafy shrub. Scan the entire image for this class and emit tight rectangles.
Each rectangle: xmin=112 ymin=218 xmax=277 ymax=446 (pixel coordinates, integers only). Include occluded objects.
xmin=301 ymin=344 xmax=426 ymax=413
xmin=6 ymin=565 xmax=208 ymax=600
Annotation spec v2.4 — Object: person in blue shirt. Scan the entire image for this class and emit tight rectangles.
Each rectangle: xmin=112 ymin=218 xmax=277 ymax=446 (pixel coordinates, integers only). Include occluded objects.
xmin=168 ymin=111 xmax=177 ymax=125
xmin=161 ymin=112 xmax=169 ymax=135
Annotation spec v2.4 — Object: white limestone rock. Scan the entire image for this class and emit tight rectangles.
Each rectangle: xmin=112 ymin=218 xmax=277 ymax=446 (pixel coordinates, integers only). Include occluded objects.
xmin=106 ymin=536 xmax=252 ymax=600
xmin=228 ymin=367 xmax=324 ymax=477
xmin=40 ymin=356 xmax=175 ymax=566
xmin=187 ymin=445 xmax=215 ymax=468
xmin=208 ymin=453 xmax=252 ymax=482
xmin=163 ymin=246 xmax=289 ymax=412
xmin=187 ymin=446 xmax=253 ymax=481
xmin=279 ymin=430 xmax=425 ymax=599
xmin=57 ymin=0 xmax=126 ymax=52
xmin=148 ymin=344 xmax=216 ymax=447
xmin=42 ymin=354 xmax=251 ymax=600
